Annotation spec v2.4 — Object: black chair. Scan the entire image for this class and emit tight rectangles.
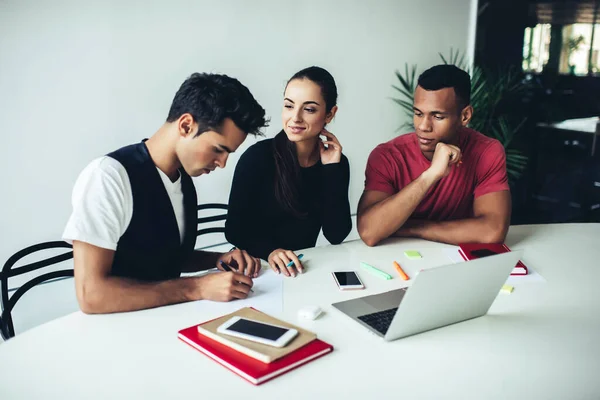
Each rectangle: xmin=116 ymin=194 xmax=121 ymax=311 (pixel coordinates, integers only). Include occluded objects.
xmin=0 ymin=241 xmax=74 ymax=340
xmin=197 ymin=203 xmax=228 ymax=237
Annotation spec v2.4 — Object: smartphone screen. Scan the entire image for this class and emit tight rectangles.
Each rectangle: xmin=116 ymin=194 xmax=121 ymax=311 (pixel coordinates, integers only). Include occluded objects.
xmin=334 ymin=271 xmax=362 ymax=286
xmin=227 ymin=319 xmax=290 ymax=341
xmin=471 ymin=249 xmax=498 ymax=258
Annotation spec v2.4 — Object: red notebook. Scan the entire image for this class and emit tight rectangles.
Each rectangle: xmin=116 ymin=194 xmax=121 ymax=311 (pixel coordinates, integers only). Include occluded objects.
xmin=458 ymin=243 xmax=528 ymax=275
xmin=178 ymin=324 xmax=333 ymax=385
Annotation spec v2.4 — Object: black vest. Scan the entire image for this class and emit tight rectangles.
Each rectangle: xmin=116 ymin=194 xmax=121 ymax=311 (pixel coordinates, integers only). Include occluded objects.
xmin=107 ymin=141 xmax=197 ymax=281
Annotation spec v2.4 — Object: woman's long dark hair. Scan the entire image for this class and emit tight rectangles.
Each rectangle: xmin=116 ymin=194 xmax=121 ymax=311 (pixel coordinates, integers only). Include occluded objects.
xmin=273 ymin=66 xmax=338 ymax=218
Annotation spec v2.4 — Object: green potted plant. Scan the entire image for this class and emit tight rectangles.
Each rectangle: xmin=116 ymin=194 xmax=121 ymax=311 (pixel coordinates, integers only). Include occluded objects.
xmin=565 ymin=35 xmax=585 ymax=75
xmin=392 ymin=49 xmax=528 ymax=185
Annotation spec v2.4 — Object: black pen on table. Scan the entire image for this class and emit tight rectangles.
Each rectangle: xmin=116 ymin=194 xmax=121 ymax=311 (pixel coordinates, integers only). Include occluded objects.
xmin=219 ymin=261 xmax=254 ymax=292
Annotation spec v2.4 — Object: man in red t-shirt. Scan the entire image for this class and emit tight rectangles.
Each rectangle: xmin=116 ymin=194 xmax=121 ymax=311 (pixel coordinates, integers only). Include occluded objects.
xmin=357 ymin=64 xmax=511 ymax=246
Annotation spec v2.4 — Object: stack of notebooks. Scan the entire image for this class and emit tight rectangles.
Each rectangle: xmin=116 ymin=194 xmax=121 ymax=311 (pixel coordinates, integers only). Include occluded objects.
xmin=178 ymin=307 xmax=333 ymax=385
xmin=458 ymin=243 xmax=528 ymax=275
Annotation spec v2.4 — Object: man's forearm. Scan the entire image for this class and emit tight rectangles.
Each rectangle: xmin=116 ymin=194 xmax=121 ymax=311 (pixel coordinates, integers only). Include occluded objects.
xmin=181 ymin=250 xmax=222 ymax=273
xmin=78 ymin=275 xmax=202 ymax=314
xmin=358 ymin=171 xmax=438 ymax=246
xmin=396 ymin=216 xmax=508 ymax=245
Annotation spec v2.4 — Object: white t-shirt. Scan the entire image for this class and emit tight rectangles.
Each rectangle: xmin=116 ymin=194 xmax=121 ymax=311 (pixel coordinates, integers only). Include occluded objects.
xmin=62 ymin=156 xmax=185 ymax=250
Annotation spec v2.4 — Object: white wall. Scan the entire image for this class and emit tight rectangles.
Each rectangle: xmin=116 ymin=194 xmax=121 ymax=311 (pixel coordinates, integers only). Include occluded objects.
xmin=1 ymin=0 xmax=476 ymax=264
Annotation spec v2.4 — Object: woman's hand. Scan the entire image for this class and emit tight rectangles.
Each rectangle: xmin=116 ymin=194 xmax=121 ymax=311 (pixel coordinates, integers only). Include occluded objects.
xmin=267 ymin=248 xmax=304 ymax=277
xmin=319 ymin=129 xmax=343 ymax=165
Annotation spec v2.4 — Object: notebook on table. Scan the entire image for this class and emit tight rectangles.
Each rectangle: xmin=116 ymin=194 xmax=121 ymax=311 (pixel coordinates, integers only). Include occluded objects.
xmin=178 ymin=309 xmax=333 ymax=385
xmin=196 ymin=307 xmax=317 ymax=363
xmin=458 ymin=243 xmax=528 ymax=275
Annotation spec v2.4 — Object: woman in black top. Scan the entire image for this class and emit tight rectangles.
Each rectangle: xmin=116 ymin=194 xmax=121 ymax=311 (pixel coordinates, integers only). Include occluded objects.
xmin=225 ymin=66 xmax=351 ymax=277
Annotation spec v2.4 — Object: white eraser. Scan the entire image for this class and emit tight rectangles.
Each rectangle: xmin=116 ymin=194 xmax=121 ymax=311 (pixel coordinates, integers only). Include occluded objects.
xmin=298 ymin=306 xmax=323 ymax=320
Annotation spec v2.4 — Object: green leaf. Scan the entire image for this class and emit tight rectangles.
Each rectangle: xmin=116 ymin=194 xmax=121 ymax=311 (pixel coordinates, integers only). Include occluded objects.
xmin=440 ymin=52 xmax=448 ymax=64
xmin=391 ymin=98 xmax=414 ymax=115
xmin=390 ymin=98 xmax=414 ymax=108
xmin=506 ymin=155 xmax=528 ymax=163
xmin=506 ymin=154 xmax=528 ymax=163
xmin=457 ymin=51 xmax=467 ymax=70
xmin=391 ymin=85 xmax=414 ymax=100
xmin=394 ymin=71 xmax=412 ymax=91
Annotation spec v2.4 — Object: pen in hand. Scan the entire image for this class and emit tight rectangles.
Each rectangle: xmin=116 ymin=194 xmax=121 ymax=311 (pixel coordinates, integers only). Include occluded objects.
xmin=286 ymin=254 xmax=304 ymax=268
xmin=219 ymin=261 xmax=254 ymax=292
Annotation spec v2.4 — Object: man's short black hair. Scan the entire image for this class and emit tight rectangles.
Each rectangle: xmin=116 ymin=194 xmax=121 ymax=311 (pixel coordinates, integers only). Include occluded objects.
xmin=167 ymin=73 xmax=268 ymax=136
xmin=417 ymin=65 xmax=471 ymax=110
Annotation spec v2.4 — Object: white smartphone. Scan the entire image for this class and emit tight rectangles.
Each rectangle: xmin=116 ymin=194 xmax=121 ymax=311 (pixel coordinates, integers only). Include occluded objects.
xmin=332 ymin=271 xmax=365 ymax=290
xmin=217 ymin=316 xmax=298 ymax=348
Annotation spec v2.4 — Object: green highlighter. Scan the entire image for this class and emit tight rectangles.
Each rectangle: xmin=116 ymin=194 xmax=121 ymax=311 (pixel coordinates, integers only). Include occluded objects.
xmin=360 ymin=262 xmax=392 ymax=280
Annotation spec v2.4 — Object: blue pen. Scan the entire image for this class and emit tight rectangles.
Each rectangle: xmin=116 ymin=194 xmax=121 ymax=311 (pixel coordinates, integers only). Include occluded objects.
xmin=219 ymin=261 xmax=254 ymax=292
xmin=286 ymin=254 xmax=304 ymax=268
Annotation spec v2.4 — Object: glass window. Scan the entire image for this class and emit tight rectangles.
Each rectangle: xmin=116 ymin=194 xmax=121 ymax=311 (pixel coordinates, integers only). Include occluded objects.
xmin=523 ymin=24 xmax=552 ymax=73
xmin=559 ymin=24 xmax=593 ymax=75
xmin=524 ymin=23 xmax=600 ymax=76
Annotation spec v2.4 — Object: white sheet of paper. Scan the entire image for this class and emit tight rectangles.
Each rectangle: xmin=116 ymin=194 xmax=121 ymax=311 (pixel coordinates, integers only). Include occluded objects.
xmin=442 ymin=248 xmax=465 ymax=264
xmin=198 ymin=268 xmax=284 ymax=317
xmin=441 ymin=247 xmax=546 ymax=284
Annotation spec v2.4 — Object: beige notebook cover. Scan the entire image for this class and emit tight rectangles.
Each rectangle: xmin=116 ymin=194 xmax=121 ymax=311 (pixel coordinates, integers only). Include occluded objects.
xmin=197 ymin=307 xmax=317 ymax=364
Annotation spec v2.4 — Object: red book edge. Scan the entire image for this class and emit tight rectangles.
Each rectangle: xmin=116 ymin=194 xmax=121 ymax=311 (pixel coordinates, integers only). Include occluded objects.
xmin=177 ymin=316 xmax=333 ymax=385
xmin=457 ymin=244 xmax=528 ymax=275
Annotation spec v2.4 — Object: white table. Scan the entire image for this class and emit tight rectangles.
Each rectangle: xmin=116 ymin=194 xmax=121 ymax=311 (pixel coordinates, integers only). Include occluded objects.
xmin=1 ymin=224 xmax=599 ymax=399
xmin=537 ymin=116 xmax=600 ymax=156
xmin=537 ymin=117 xmax=599 ymax=134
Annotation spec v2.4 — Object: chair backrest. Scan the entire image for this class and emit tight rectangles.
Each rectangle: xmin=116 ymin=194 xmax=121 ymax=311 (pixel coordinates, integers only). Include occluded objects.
xmin=0 ymin=241 xmax=74 ymax=340
xmin=197 ymin=203 xmax=228 ymax=237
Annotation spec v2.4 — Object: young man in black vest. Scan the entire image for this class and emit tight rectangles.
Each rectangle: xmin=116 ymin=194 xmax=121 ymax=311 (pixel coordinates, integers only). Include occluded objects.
xmin=63 ymin=73 xmax=269 ymax=314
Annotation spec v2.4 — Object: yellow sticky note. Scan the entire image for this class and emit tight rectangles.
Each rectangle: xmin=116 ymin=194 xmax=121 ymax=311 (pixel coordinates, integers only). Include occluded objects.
xmin=500 ymin=284 xmax=514 ymax=294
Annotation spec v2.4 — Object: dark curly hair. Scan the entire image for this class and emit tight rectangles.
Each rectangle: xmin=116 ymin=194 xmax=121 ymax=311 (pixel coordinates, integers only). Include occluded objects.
xmin=166 ymin=72 xmax=269 ymax=136
xmin=417 ymin=64 xmax=471 ymax=110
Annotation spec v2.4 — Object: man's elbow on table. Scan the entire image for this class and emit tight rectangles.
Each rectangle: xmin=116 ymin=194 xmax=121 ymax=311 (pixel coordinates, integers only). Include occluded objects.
xmin=359 ymin=233 xmax=381 ymax=247
xmin=75 ymin=278 xmax=106 ymax=314
xmin=477 ymin=219 xmax=509 ymax=244
xmin=357 ymin=218 xmax=383 ymax=247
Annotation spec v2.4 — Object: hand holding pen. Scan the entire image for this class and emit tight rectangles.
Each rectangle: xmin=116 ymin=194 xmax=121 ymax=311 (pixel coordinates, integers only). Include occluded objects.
xmin=194 ymin=263 xmax=254 ymax=301
xmin=218 ymin=248 xmax=261 ymax=278
xmin=219 ymin=260 xmax=254 ymax=292
xmin=267 ymin=249 xmax=304 ymax=277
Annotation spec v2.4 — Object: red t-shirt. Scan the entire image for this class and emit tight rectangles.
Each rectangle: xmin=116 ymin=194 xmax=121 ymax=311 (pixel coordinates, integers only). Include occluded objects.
xmin=364 ymin=128 xmax=509 ymax=221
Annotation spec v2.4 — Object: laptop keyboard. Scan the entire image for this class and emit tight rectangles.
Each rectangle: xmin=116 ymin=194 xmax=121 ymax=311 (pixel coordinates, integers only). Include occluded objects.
xmin=357 ymin=307 xmax=399 ymax=335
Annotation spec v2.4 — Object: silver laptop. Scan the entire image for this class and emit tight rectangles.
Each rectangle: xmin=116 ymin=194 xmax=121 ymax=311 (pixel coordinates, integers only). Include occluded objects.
xmin=332 ymin=251 xmax=523 ymax=341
